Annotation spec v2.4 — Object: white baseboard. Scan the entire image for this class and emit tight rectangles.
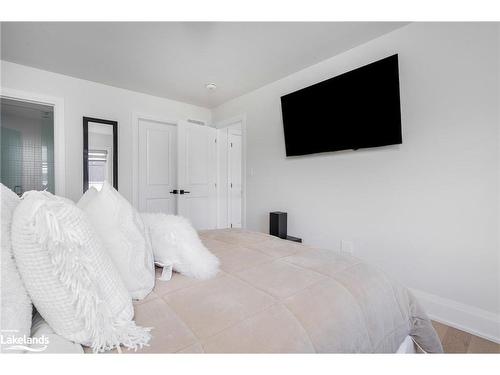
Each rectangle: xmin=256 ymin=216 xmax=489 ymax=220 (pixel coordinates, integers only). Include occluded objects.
xmin=410 ymin=288 xmax=500 ymax=344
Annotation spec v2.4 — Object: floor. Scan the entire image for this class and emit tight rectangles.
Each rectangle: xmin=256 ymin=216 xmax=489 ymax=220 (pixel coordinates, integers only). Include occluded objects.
xmin=432 ymin=321 xmax=500 ymax=353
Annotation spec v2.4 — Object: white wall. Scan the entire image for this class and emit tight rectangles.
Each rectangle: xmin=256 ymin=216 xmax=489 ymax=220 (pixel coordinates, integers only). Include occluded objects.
xmin=1 ymin=61 xmax=211 ymax=203
xmin=213 ymin=23 xmax=500 ymax=339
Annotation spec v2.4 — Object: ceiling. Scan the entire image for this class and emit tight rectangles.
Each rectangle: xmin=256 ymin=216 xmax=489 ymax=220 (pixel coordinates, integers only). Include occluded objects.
xmin=1 ymin=22 xmax=408 ymax=108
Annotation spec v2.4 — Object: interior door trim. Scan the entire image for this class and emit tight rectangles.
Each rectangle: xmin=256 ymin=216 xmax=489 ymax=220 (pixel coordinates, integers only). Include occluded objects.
xmin=0 ymin=87 xmax=66 ymax=197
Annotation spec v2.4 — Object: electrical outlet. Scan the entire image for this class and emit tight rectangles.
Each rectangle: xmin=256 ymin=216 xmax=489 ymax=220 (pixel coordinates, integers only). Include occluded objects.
xmin=341 ymin=240 xmax=354 ymax=254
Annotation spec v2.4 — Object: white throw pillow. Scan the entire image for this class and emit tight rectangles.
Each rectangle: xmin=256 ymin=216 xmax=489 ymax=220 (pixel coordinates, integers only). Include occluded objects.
xmin=30 ymin=312 xmax=84 ymax=354
xmin=141 ymin=213 xmax=220 ymax=280
xmin=0 ymin=184 xmax=32 ymax=353
xmin=76 ymin=186 xmax=98 ymax=210
xmin=11 ymin=190 xmax=151 ymax=352
xmin=80 ymin=182 xmax=154 ymax=300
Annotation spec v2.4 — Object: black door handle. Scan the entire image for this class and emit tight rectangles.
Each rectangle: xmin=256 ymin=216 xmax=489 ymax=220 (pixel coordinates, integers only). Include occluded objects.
xmin=169 ymin=189 xmax=179 ymax=194
xmin=179 ymin=189 xmax=190 ymax=195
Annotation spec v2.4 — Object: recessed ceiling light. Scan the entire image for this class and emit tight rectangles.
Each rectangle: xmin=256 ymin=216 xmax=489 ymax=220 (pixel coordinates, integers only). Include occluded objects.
xmin=205 ymin=83 xmax=217 ymax=90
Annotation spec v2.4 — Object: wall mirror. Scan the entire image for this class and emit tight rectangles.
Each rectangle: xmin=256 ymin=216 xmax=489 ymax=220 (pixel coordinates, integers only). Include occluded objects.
xmin=83 ymin=117 xmax=118 ymax=192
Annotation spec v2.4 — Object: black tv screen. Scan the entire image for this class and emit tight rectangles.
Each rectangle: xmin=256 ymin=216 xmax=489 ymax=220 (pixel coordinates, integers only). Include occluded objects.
xmin=280 ymin=54 xmax=402 ymax=157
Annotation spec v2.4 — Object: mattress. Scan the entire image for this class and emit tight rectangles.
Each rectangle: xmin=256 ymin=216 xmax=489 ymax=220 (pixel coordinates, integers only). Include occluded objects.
xmin=100 ymin=229 xmax=443 ymax=353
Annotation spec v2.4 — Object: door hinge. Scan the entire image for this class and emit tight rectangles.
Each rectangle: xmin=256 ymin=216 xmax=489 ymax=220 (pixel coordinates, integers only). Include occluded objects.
xmin=230 ymin=223 xmax=233 ymax=228
xmin=215 ymin=138 xmax=217 ymax=143
xmin=230 ymin=182 xmax=233 ymax=188
xmin=215 ymin=183 xmax=217 ymax=188
xmin=230 ymin=142 xmax=233 ymax=148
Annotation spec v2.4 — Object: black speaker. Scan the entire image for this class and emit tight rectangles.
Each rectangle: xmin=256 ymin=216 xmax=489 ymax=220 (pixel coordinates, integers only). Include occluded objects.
xmin=270 ymin=212 xmax=287 ymax=239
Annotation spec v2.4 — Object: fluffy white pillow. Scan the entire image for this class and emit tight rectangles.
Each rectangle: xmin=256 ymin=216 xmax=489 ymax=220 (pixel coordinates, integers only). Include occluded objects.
xmin=11 ymin=190 xmax=151 ymax=352
xmin=76 ymin=186 xmax=98 ymax=210
xmin=0 ymin=184 xmax=32 ymax=353
xmin=141 ymin=213 xmax=220 ymax=280
xmin=79 ymin=182 xmax=154 ymax=300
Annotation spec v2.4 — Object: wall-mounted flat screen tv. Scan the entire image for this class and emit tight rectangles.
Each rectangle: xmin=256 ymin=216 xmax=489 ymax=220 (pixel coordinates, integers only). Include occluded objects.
xmin=280 ymin=54 xmax=402 ymax=157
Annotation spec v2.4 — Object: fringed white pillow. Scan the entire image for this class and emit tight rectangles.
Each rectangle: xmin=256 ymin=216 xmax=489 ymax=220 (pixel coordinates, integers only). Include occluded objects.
xmin=79 ymin=182 xmax=154 ymax=300
xmin=141 ymin=213 xmax=220 ymax=280
xmin=11 ymin=191 xmax=151 ymax=353
xmin=0 ymin=184 xmax=32 ymax=353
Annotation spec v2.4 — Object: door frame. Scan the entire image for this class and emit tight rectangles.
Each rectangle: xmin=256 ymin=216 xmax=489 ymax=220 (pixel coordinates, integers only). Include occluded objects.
xmin=0 ymin=87 xmax=65 ymax=197
xmin=131 ymin=112 xmax=178 ymax=209
xmin=215 ymin=114 xmax=247 ymax=229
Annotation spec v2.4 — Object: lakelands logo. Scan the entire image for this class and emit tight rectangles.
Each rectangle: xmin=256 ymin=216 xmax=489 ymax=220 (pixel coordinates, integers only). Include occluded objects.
xmin=1 ymin=330 xmax=49 ymax=352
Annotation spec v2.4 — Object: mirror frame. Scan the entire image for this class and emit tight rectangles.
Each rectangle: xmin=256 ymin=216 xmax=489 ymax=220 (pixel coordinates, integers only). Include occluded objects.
xmin=83 ymin=116 xmax=118 ymax=193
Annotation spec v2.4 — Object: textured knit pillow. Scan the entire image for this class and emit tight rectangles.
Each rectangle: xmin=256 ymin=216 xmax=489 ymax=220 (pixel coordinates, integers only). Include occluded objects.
xmin=80 ymin=182 xmax=154 ymax=300
xmin=11 ymin=190 xmax=151 ymax=352
xmin=30 ymin=312 xmax=84 ymax=353
xmin=0 ymin=184 xmax=32 ymax=353
xmin=141 ymin=213 xmax=220 ymax=280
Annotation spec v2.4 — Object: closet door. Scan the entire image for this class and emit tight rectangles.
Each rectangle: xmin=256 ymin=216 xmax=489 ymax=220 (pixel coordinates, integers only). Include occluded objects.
xmin=228 ymin=128 xmax=242 ymax=228
xmin=177 ymin=121 xmax=217 ymax=229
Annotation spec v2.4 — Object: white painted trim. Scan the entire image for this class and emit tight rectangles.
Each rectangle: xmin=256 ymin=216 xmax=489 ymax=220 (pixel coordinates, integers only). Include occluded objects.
xmin=215 ymin=114 xmax=247 ymax=228
xmin=131 ymin=112 xmax=178 ymax=209
xmin=0 ymin=87 xmax=65 ymax=197
xmin=411 ymin=288 xmax=500 ymax=343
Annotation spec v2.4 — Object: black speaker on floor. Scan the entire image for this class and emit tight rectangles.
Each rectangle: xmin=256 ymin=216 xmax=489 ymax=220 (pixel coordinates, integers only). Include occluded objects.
xmin=270 ymin=212 xmax=287 ymax=239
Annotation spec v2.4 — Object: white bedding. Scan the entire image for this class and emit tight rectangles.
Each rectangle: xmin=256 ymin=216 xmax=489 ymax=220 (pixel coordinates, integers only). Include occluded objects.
xmin=396 ymin=336 xmax=416 ymax=353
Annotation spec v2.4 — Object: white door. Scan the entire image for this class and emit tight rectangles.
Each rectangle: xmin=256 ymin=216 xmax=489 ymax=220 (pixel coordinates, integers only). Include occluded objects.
xmin=138 ymin=119 xmax=177 ymax=214
xmin=228 ymin=128 xmax=242 ymax=228
xmin=177 ymin=121 xmax=217 ymax=229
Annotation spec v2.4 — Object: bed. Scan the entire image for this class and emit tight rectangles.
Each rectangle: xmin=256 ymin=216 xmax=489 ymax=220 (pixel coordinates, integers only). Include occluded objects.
xmin=102 ymin=229 xmax=443 ymax=353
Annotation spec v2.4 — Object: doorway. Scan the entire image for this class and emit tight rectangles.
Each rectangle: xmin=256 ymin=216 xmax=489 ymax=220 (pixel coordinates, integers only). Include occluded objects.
xmin=0 ymin=98 xmax=55 ymax=195
xmin=134 ymin=115 xmax=217 ymax=230
xmin=0 ymin=89 xmax=65 ymax=196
